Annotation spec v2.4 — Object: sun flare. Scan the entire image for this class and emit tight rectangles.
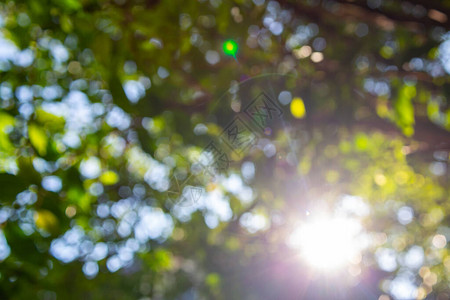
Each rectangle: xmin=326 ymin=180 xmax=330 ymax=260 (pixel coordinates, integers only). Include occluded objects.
xmin=289 ymin=215 xmax=365 ymax=271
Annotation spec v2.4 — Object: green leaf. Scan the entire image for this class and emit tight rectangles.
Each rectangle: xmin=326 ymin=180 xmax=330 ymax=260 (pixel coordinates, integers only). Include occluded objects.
xmin=0 ymin=111 xmax=15 ymax=152
xmin=60 ymin=15 xmax=73 ymax=33
xmin=394 ymin=85 xmax=416 ymax=136
xmin=17 ymin=156 xmax=41 ymax=184
xmin=109 ymin=75 xmax=133 ymax=113
xmin=0 ymin=111 xmax=14 ymax=130
xmin=35 ymin=108 xmax=65 ymax=131
xmin=52 ymin=0 xmax=82 ymax=11
xmin=0 ymin=173 xmax=28 ymax=204
xmin=34 ymin=209 xmax=59 ymax=234
xmin=142 ymin=249 xmax=172 ymax=272
xmin=3 ymin=223 xmax=44 ymax=265
xmin=354 ymin=132 xmax=369 ymax=151
xmin=206 ymin=272 xmax=221 ymax=289
xmin=28 ymin=123 xmax=48 ymax=156
xmin=99 ymin=171 xmax=119 ymax=185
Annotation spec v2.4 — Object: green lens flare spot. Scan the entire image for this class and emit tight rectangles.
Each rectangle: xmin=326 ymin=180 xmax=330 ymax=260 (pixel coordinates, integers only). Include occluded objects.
xmin=223 ymin=40 xmax=238 ymax=57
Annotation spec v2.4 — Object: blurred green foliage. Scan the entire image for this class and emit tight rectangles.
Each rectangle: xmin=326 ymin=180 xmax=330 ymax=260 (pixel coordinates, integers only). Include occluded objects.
xmin=0 ymin=0 xmax=449 ymax=299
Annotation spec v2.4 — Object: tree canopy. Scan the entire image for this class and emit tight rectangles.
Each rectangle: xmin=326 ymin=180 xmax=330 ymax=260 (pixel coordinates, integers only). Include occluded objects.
xmin=0 ymin=0 xmax=449 ymax=299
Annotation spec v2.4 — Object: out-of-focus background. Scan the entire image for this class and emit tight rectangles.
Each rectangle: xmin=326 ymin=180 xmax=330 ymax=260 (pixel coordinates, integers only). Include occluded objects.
xmin=0 ymin=0 xmax=449 ymax=299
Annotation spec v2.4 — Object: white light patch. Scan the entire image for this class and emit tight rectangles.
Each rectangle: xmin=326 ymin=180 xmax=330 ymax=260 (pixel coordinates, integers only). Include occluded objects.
xmin=0 ymin=230 xmax=11 ymax=261
xmin=397 ymin=206 xmax=414 ymax=225
xmin=288 ymin=215 xmax=366 ymax=271
xmin=79 ymin=157 xmax=101 ymax=179
xmin=42 ymin=176 xmax=62 ymax=192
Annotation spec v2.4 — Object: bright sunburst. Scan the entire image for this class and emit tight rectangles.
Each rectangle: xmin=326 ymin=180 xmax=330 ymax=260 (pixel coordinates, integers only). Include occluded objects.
xmin=288 ymin=215 xmax=366 ymax=271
